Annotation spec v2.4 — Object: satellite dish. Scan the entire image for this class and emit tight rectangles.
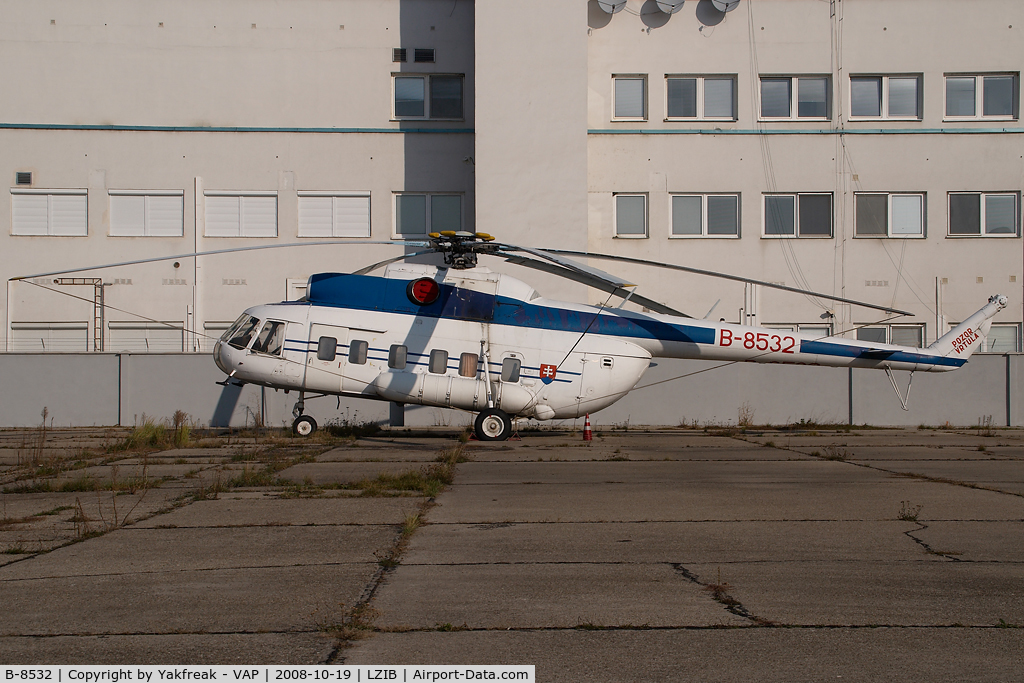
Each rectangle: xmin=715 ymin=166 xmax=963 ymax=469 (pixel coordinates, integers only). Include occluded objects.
xmin=597 ymin=0 xmax=627 ymax=14
xmin=656 ymin=1 xmax=684 ymax=13
xmin=711 ymin=0 xmax=741 ymax=11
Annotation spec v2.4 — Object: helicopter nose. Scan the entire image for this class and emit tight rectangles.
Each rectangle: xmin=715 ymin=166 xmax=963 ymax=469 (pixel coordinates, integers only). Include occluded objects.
xmin=213 ymin=341 xmax=231 ymax=374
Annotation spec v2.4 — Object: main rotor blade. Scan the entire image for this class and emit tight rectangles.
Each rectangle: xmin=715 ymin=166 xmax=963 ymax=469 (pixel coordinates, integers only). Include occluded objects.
xmin=352 ymin=250 xmax=437 ymax=275
xmin=10 ymin=241 xmax=431 ymax=281
xmin=494 ymin=243 xmax=636 ymax=289
xmin=501 ymin=255 xmax=692 ymax=318
xmin=542 ymin=250 xmax=915 ymax=317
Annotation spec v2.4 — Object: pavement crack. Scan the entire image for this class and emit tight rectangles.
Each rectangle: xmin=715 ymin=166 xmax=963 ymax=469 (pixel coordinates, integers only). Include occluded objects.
xmin=902 ymin=522 xmax=965 ymax=562
xmin=670 ymin=563 xmax=777 ymax=626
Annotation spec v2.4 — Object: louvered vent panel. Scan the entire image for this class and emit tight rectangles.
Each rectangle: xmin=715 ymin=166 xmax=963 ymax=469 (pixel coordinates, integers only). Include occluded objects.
xmin=16 ymin=172 xmax=32 ymax=185
xmin=393 ymin=48 xmax=407 ymax=62
xmin=414 ymin=48 xmax=435 ymax=63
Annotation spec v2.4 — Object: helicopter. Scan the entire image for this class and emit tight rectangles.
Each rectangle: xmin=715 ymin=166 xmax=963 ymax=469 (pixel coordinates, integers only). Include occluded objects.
xmin=197 ymin=231 xmax=1006 ymax=441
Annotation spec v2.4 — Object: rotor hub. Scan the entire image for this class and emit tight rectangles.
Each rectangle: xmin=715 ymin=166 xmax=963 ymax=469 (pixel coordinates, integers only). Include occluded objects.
xmin=428 ymin=231 xmax=497 ymax=270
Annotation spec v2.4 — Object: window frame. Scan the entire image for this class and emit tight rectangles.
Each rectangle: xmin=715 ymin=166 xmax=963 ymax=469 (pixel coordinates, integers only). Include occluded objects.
xmin=11 ymin=188 xmax=89 ymax=236
xmin=854 ymin=192 xmax=926 ymax=238
xmin=297 ymin=191 xmax=371 ymax=238
xmin=982 ymin=323 xmax=1022 ymax=353
xmin=428 ymin=349 xmax=449 ymax=374
xmin=204 ymin=191 xmax=278 ymax=238
xmin=669 ymin=193 xmax=741 ymax=238
xmin=759 ymin=75 xmax=831 ymax=121
xmin=612 ymin=74 xmax=648 ymax=121
xmin=392 ymin=192 xmax=464 ymax=238
xmin=664 ymin=75 xmax=738 ymax=121
xmin=947 ymin=192 xmax=1020 ymax=238
xmin=108 ymin=190 xmax=184 ymax=237
xmin=392 ymin=73 xmax=465 ymax=121
xmin=613 ymin=193 xmax=648 ymax=239
xmin=856 ymin=324 xmax=926 ymax=348
xmin=848 ymin=74 xmax=923 ymax=121
xmin=943 ymin=73 xmax=1019 ymax=121
xmin=762 ymin=193 xmax=834 ymax=238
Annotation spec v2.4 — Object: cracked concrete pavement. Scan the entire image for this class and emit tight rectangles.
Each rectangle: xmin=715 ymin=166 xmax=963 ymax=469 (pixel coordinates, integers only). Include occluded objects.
xmin=2 ymin=426 xmax=1023 ymax=680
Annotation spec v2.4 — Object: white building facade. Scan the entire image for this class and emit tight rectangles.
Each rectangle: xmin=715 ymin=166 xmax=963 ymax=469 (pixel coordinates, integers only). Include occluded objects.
xmin=1 ymin=1 xmax=1020 ymax=386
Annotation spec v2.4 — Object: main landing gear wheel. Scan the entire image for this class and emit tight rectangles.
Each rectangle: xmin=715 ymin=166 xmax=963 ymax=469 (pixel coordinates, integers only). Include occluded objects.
xmin=474 ymin=408 xmax=512 ymax=441
xmin=293 ymin=415 xmax=318 ymax=437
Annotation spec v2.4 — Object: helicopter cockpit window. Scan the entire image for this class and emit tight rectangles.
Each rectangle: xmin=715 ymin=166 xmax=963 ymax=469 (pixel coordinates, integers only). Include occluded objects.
xmin=501 ymin=357 xmax=521 ymax=383
xmin=226 ymin=316 xmax=260 ymax=350
xmin=251 ymin=321 xmax=285 ymax=356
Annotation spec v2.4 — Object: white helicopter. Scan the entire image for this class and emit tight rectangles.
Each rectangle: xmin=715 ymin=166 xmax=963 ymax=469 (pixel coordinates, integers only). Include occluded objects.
xmin=202 ymin=231 xmax=1006 ymax=441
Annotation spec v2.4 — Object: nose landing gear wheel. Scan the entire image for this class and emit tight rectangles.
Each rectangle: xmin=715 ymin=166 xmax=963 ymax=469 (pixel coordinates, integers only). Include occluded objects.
xmin=293 ymin=415 xmax=318 ymax=437
xmin=474 ymin=408 xmax=512 ymax=441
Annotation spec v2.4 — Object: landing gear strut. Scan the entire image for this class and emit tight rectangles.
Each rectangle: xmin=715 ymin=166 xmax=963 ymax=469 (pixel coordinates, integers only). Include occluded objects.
xmin=291 ymin=392 xmax=317 ymax=436
xmin=474 ymin=408 xmax=512 ymax=441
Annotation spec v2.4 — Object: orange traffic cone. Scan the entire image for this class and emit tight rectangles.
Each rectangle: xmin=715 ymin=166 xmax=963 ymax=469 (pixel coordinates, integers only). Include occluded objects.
xmin=583 ymin=414 xmax=593 ymax=441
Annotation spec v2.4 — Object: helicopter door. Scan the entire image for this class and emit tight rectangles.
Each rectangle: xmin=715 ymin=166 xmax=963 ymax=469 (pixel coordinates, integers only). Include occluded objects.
xmin=305 ymin=323 xmax=349 ymax=394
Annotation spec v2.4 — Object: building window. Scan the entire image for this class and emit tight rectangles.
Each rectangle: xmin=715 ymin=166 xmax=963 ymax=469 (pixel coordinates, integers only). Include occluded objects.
xmin=613 ymin=75 xmax=646 ymax=120
xmin=671 ymin=194 xmax=739 ymax=237
xmin=394 ymin=193 xmax=462 ymax=237
xmin=766 ymin=324 xmax=832 ymax=338
xmin=107 ymin=322 xmax=184 ymax=353
xmin=760 ymin=76 xmax=830 ymax=120
xmin=666 ymin=76 xmax=736 ymax=120
xmin=855 ymin=193 xmax=925 ymax=238
xmin=394 ymin=74 xmax=464 ymax=119
xmin=857 ymin=324 xmax=924 ymax=348
xmin=297 ymin=192 xmax=370 ymax=238
xmin=428 ymin=349 xmax=448 ymax=374
xmin=948 ymin=193 xmax=1019 ymax=237
xmin=109 ymin=191 xmax=183 ymax=237
xmin=614 ymin=194 xmax=647 ymax=238
xmin=850 ymin=75 xmax=921 ymax=119
xmin=11 ymin=189 xmax=88 ymax=236
xmin=984 ymin=324 xmax=1022 ymax=353
xmin=9 ymin=321 xmax=88 ymax=352
xmin=945 ymin=73 xmax=1018 ymax=119
xmin=204 ymin=192 xmax=277 ymax=237
xmin=763 ymin=193 xmax=832 ymax=238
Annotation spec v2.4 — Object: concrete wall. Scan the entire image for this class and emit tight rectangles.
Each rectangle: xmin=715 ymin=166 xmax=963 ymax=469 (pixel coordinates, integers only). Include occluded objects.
xmin=0 ymin=353 xmax=1018 ymax=429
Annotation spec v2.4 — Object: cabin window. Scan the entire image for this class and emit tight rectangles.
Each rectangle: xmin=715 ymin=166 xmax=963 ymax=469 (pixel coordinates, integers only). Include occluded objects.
xmin=389 ymin=344 xmax=407 ymax=369
xmin=459 ymin=352 xmax=478 ymax=378
xmin=349 ymin=340 xmax=368 ymax=364
xmin=252 ymin=321 xmax=285 ymax=356
xmin=316 ymin=336 xmax=337 ymax=361
xmin=226 ymin=316 xmax=260 ymax=350
xmin=500 ymin=357 xmax=521 ymax=383
xmin=429 ymin=349 xmax=449 ymax=374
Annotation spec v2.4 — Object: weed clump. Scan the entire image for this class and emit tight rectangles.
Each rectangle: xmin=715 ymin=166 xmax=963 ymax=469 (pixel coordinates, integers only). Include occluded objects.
xmin=898 ymin=501 xmax=923 ymax=522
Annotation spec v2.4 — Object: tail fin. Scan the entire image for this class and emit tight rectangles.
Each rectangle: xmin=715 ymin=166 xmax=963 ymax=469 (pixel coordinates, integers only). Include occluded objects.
xmin=929 ymin=295 xmax=1008 ymax=360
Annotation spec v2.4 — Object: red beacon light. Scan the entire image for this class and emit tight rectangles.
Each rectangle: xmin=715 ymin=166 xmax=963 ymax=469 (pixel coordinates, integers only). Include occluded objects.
xmin=407 ymin=277 xmax=441 ymax=305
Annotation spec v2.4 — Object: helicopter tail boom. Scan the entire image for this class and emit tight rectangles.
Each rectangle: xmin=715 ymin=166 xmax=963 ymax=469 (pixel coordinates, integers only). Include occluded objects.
xmin=928 ymin=295 xmax=1008 ymax=360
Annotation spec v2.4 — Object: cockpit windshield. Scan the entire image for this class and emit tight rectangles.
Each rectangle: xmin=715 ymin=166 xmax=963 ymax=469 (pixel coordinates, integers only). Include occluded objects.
xmin=223 ymin=315 xmax=261 ymax=350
